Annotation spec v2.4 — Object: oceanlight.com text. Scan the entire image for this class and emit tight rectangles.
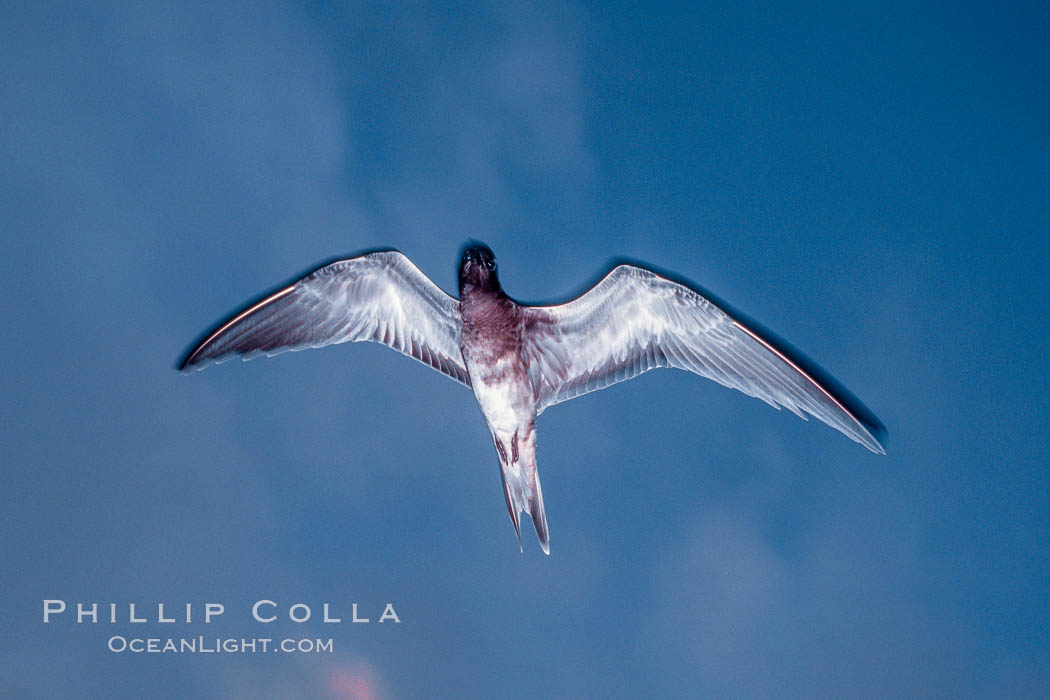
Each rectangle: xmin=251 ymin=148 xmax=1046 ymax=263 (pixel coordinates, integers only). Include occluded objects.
xmin=106 ymin=636 xmax=334 ymax=654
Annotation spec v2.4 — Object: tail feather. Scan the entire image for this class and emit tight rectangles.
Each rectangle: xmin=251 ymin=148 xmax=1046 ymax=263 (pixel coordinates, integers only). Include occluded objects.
xmin=499 ymin=468 xmax=523 ymax=551
xmin=494 ymin=429 xmax=549 ymax=554
xmin=530 ymin=472 xmax=550 ymax=555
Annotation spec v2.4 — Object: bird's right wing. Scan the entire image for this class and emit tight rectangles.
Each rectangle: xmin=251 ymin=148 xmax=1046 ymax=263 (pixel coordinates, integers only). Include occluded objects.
xmin=522 ymin=264 xmax=885 ymax=453
xmin=180 ymin=251 xmax=471 ymax=387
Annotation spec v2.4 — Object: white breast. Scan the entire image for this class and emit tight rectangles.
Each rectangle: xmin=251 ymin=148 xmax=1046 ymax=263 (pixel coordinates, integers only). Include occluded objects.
xmin=470 ymin=358 xmax=529 ymax=434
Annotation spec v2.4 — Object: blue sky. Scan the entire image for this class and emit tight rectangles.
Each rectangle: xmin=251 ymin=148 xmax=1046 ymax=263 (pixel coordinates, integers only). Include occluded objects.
xmin=2 ymin=1 xmax=1048 ymax=697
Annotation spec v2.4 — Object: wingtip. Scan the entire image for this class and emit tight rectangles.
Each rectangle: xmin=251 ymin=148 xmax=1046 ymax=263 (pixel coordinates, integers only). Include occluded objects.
xmin=176 ymin=349 xmax=209 ymax=374
xmin=175 ymin=353 xmax=196 ymax=374
xmin=721 ymin=312 xmax=890 ymax=459
xmin=868 ymin=430 xmax=888 ymax=455
xmin=176 ymin=329 xmax=220 ymax=373
xmin=859 ymin=417 xmax=888 ymax=455
xmin=864 ymin=438 xmax=887 ymax=455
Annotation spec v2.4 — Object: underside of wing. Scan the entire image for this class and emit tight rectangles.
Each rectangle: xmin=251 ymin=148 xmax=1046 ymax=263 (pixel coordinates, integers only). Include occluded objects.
xmin=180 ymin=251 xmax=471 ymax=387
xmin=523 ymin=265 xmax=886 ymax=453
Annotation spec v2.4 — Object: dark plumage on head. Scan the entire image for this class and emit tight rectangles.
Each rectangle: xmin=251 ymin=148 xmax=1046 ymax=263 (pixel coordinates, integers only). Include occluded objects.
xmin=459 ymin=243 xmax=500 ymax=294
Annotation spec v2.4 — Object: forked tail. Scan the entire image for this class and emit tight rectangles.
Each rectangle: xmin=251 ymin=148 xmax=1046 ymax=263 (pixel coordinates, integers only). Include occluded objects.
xmin=493 ymin=428 xmax=549 ymax=554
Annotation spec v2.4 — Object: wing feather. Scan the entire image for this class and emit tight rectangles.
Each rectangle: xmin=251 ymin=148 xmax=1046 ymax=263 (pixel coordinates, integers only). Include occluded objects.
xmin=180 ymin=251 xmax=470 ymax=387
xmin=523 ymin=265 xmax=885 ymax=453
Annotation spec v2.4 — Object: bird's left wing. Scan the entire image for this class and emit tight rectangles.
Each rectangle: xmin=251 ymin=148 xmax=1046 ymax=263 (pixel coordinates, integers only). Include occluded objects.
xmin=180 ymin=251 xmax=471 ymax=386
xmin=522 ymin=264 xmax=885 ymax=453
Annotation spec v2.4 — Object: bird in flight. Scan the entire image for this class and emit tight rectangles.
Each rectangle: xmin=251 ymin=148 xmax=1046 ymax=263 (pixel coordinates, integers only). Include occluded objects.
xmin=181 ymin=244 xmax=885 ymax=554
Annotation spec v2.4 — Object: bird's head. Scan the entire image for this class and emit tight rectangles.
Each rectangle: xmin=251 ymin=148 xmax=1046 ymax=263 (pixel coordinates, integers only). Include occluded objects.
xmin=459 ymin=243 xmax=500 ymax=294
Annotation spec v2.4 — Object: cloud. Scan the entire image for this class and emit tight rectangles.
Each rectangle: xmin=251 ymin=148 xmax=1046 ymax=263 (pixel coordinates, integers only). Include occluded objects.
xmin=645 ymin=503 xmax=982 ymax=698
xmin=353 ymin=2 xmax=594 ymax=245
